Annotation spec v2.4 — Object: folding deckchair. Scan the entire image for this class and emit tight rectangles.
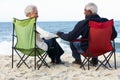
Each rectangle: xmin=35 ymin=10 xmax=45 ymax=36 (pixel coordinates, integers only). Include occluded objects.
xmin=12 ymin=18 xmax=49 ymax=69
xmin=73 ymin=19 xmax=116 ymax=70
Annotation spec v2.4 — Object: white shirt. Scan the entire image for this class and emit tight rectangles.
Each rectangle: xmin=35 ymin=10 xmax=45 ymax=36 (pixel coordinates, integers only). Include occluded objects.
xmin=36 ymin=25 xmax=58 ymax=51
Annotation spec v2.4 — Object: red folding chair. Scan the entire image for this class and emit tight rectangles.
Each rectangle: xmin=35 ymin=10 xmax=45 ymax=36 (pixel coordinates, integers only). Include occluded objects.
xmin=75 ymin=19 xmax=116 ymax=70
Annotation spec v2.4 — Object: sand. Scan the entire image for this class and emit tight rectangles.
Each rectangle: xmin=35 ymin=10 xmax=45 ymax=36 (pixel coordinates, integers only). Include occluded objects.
xmin=0 ymin=53 xmax=120 ymax=80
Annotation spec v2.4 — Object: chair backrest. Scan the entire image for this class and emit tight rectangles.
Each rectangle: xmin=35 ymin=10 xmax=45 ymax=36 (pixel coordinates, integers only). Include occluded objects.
xmin=13 ymin=18 xmax=45 ymax=56
xmin=82 ymin=19 xmax=114 ymax=57
xmin=13 ymin=18 xmax=36 ymax=49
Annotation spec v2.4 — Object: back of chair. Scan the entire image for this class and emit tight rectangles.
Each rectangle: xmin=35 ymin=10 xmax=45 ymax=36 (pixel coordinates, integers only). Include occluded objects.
xmin=13 ymin=18 xmax=45 ymax=56
xmin=13 ymin=18 xmax=36 ymax=49
xmin=12 ymin=18 xmax=48 ymax=69
xmin=82 ymin=19 xmax=114 ymax=57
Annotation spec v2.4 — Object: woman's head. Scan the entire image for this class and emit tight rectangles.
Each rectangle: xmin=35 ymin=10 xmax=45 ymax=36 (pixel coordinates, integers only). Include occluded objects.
xmin=24 ymin=5 xmax=38 ymax=18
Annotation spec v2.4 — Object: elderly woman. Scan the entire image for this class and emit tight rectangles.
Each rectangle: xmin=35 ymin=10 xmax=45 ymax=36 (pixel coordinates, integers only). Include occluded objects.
xmin=24 ymin=5 xmax=64 ymax=64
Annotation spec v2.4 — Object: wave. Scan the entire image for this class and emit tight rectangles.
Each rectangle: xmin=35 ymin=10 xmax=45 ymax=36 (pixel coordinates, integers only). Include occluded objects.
xmin=0 ymin=38 xmax=72 ymax=55
xmin=0 ymin=41 xmax=12 ymax=55
xmin=0 ymin=38 xmax=120 ymax=55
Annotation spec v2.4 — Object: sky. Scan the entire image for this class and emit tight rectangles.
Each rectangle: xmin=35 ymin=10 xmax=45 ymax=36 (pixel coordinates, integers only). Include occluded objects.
xmin=0 ymin=0 xmax=120 ymax=22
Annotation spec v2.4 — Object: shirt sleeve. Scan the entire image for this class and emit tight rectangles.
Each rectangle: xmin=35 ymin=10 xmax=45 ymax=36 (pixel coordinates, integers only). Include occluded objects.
xmin=36 ymin=25 xmax=58 ymax=39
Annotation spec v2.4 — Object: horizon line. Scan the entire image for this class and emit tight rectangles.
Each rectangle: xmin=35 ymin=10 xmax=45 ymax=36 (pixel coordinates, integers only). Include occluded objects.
xmin=0 ymin=20 xmax=120 ymax=22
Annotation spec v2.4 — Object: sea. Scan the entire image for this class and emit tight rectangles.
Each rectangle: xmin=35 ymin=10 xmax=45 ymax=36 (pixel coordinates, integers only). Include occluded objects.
xmin=0 ymin=21 xmax=120 ymax=55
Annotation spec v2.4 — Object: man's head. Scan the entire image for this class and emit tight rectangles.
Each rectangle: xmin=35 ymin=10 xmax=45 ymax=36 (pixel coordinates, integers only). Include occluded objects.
xmin=84 ymin=3 xmax=98 ymax=18
xmin=24 ymin=5 xmax=38 ymax=18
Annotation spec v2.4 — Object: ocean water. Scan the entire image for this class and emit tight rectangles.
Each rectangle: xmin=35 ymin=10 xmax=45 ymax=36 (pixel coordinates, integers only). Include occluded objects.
xmin=0 ymin=21 xmax=120 ymax=55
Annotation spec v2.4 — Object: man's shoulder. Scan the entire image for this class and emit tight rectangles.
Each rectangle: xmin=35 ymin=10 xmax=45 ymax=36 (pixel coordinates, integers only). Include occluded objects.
xmin=77 ymin=19 xmax=88 ymax=24
xmin=100 ymin=17 xmax=108 ymax=21
xmin=89 ymin=17 xmax=108 ymax=22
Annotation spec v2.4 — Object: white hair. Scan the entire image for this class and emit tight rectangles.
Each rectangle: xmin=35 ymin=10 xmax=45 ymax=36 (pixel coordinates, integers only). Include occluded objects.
xmin=24 ymin=5 xmax=37 ymax=16
xmin=85 ymin=3 xmax=98 ymax=14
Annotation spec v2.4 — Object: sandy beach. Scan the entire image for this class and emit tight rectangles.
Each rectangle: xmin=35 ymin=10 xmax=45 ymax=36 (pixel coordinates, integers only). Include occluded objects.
xmin=0 ymin=52 xmax=120 ymax=80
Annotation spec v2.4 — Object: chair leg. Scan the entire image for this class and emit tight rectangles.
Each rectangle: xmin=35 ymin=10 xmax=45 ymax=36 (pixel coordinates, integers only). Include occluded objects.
xmin=80 ymin=57 xmax=87 ymax=70
xmin=96 ymin=52 xmax=113 ymax=70
xmin=15 ymin=50 xmax=33 ymax=68
xmin=112 ymin=40 xmax=117 ymax=69
xmin=114 ymin=51 xmax=117 ymax=69
xmin=17 ymin=54 xmax=25 ymax=67
xmin=104 ymin=52 xmax=114 ymax=68
xmin=12 ymin=48 xmax=14 ymax=68
xmin=17 ymin=54 xmax=30 ymax=68
xmin=13 ymin=49 xmax=50 ymax=69
xmin=34 ymin=51 xmax=37 ymax=70
xmin=87 ymin=57 xmax=91 ymax=70
xmin=96 ymin=60 xmax=110 ymax=70
xmin=80 ymin=57 xmax=92 ymax=70
xmin=37 ymin=52 xmax=50 ymax=69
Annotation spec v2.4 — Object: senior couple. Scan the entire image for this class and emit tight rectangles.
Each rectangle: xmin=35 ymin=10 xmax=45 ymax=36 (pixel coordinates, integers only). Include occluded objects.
xmin=24 ymin=3 xmax=117 ymax=65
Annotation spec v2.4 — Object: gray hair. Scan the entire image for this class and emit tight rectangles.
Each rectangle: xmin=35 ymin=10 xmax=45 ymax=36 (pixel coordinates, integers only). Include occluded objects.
xmin=85 ymin=3 xmax=98 ymax=14
xmin=24 ymin=5 xmax=37 ymax=16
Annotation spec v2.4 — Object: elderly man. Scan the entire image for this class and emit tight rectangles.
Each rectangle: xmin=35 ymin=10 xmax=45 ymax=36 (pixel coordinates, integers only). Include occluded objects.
xmin=57 ymin=3 xmax=117 ymax=66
